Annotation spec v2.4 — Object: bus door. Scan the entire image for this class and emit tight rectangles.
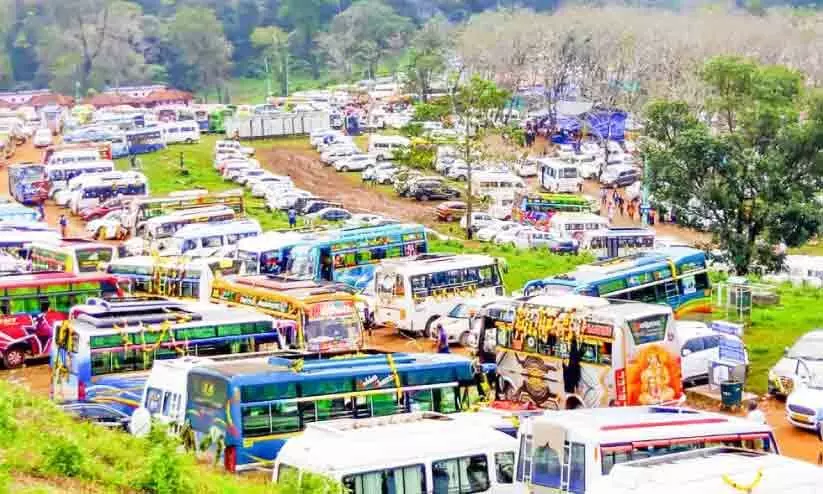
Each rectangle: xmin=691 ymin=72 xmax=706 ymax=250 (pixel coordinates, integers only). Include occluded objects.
xmin=319 ymin=246 xmax=333 ymax=281
xmin=607 ymin=236 xmax=620 ymax=258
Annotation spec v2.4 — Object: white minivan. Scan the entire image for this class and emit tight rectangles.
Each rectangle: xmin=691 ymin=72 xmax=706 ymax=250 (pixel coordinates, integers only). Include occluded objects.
xmin=368 ymin=135 xmax=410 ymax=160
xmin=538 ymin=158 xmax=582 ymax=193
xmin=162 ymin=120 xmax=200 ymax=144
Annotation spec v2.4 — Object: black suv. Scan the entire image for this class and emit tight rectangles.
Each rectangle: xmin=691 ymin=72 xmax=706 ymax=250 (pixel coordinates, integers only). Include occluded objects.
xmin=412 ymin=180 xmax=461 ymax=201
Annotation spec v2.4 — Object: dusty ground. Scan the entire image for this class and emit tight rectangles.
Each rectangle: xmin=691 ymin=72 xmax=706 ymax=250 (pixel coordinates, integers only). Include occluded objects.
xmin=2 ymin=139 xmax=818 ymax=464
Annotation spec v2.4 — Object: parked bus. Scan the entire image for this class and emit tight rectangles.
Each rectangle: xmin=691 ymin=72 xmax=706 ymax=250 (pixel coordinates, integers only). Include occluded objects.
xmin=125 ymin=127 xmax=166 ymax=154
xmin=548 ymin=212 xmax=610 ymax=242
xmin=496 ymin=296 xmax=683 ymax=409
xmin=42 ymin=142 xmax=112 ymax=164
xmin=125 ymin=190 xmax=244 ymax=236
xmin=589 ymin=447 xmax=823 ymax=494
xmin=235 ymin=230 xmax=322 ymax=276
xmin=0 ymin=225 xmax=60 ymax=255
xmin=29 ymin=240 xmax=117 ymax=275
xmin=374 ymin=254 xmax=505 ymax=334
xmin=538 ymin=158 xmax=583 ymax=193
xmin=46 ymin=160 xmax=115 ymax=197
xmin=274 ymin=412 xmax=518 ymax=491
xmin=583 ymin=227 xmax=656 ymax=260
xmin=211 ymin=275 xmax=363 ymax=353
xmin=288 ymin=224 xmax=428 ymax=290
xmin=521 ymin=247 xmax=712 ymax=317
xmin=0 ymin=203 xmax=40 ymax=223
xmin=107 ymin=256 xmax=243 ymax=302
xmin=8 ymin=163 xmax=48 ymax=204
xmin=68 ymin=171 xmax=148 ymax=214
xmin=161 ymin=120 xmax=201 ymax=144
xmin=128 ymin=206 xmax=238 ymax=254
xmin=515 ymin=406 xmax=777 ymax=494
xmin=513 ymin=193 xmax=595 ymax=226
xmin=0 ymin=272 xmax=121 ymax=368
xmin=50 ymin=297 xmax=281 ymax=411
xmin=470 ymin=171 xmax=525 ymax=199
xmin=169 ymin=218 xmax=261 ymax=257
xmin=158 ymin=352 xmax=478 ymax=471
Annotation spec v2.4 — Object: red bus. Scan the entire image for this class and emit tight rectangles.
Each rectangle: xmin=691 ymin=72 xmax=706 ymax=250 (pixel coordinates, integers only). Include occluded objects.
xmin=0 ymin=272 xmax=122 ymax=368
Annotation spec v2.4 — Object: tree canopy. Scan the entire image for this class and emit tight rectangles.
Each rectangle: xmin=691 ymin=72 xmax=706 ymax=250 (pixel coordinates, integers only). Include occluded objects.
xmin=642 ymin=56 xmax=823 ymax=274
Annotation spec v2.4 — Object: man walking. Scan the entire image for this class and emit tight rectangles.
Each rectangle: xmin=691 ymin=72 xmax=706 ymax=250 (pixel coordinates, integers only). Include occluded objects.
xmin=288 ymin=206 xmax=297 ymax=229
xmin=436 ymin=323 xmax=450 ymax=354
xmin=59 ymin=214 xmax=68 ymax=238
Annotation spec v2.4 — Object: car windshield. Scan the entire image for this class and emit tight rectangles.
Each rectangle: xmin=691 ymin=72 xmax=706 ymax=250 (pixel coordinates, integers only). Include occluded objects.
xmin=448 ymin=304 xmax=472 ymax=318
xmin=788 ymin=337 xmax=823 ymax=360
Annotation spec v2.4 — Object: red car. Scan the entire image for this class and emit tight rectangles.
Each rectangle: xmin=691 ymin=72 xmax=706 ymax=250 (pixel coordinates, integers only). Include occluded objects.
xmin=79 ymin=198 xmax=130 ymax=221
xmin=436 ymin=201 xmax=468 ymax=222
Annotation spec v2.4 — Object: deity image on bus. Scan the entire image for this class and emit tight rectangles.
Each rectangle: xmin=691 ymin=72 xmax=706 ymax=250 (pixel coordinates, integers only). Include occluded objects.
xmin=626 ymin=345 xmax=682 ymax=405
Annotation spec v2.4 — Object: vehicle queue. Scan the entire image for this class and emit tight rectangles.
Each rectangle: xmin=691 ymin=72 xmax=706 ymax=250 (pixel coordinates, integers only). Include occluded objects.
xmin=0 ymin=130 xmax=820 ymax=492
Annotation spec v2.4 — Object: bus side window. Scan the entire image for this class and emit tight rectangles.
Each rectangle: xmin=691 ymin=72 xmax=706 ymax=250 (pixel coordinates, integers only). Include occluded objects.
xmin=495 ymin=452 xmax=515 ymax=484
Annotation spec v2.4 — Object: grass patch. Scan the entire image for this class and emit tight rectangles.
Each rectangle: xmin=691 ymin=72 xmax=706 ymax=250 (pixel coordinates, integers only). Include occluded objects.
xmin=115 ymin=135 xmax=290 ymax=231
xmin=0 ymin=381 xmax=289 ymax=493
xmin=205 ymin=75 xmax=340 ymax=105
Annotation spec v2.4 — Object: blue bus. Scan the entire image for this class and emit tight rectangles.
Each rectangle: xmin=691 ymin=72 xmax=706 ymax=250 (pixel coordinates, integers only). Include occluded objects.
xmin=521 ymin=246 xmax=711 ymax=318
xmin=50 ymin=297 xmax=283 ymax=414
xmin=178 ymin=352 xmax=477 ymax=471
xmin=287 ymin=223 xmax=428 ymax=290
xmin=125 ymin=127 xmax=165 ymax=155
xmin=8 ymin=163 xmax=48 ymax=204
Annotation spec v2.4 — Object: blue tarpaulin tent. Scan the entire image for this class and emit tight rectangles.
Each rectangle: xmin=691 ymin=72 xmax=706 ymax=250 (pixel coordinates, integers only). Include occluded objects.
xmin=551 ymin=109 xmax=627 ymax=144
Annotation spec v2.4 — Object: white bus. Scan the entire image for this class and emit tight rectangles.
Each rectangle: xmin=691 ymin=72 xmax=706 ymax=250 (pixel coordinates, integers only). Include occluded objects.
xmin=54 ymin=170 xmax=121 ymax=207
xmin=46 ymin=148 xmax=102 ymax=166
xmin=161 ymin=120 xmax=200 ymax=144
xmin=497 ymin=298 xmax=683 ymax=409
xmin=234 ymin=230 xmax=321 ymax=275
xmin=126 ymin=206 xmax=238 ymax=254
xmin=368 ymin=135 xmax=410 ymax=161
xmin=471 ymin=171 xmax=525 ymax=199
xmin=168 ymin=218 xmax=261 ymax=257
xmin=29 ymin=239 xmax=117 ymax=274
xmin=274 ymin=412 xmax=518 ymax=494
xmin=549 ymin=212 xmax=610 ymax=242
xmin=516 ymin=406 xmax=777 ymax=494
xmin=538 ymin=158 xmax=583 ymax=193
xmin=46 ymin=160 xmax=115 ymax=197
xmin=374 ymin=254 xmax=505 ymax=334
xmin=582 ymin=227 xmax=656 ymax=260
xmin=588 ymin=447 xmax=823 ymax=494
xmin=68 ymin=171 xmax=148 ymax=214
xmin=107 ymin=256 xmax=244 ymax=302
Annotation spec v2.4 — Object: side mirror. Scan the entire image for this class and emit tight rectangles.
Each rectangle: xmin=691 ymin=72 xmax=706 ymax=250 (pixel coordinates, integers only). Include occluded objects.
xmin=681 ymin=348 xmax=692 ymax=357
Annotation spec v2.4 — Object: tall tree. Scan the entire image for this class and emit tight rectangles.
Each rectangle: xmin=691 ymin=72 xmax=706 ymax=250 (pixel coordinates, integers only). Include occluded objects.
xmin=320 ymin=0 xmax=412 ymax=79
xmin=167 ymin=7 xmax=232 ymax=98
xmin=0 ymin=0 xmax=13 ymax=85
xmin=278 ymin=0 xmax=336 ymax=78
xmin=37 ymin=0 xmax=145 ymax=92
xmin=642 ymin=56 xmax=823 ymax=274
xmin=405 ymin=15 xmax=451 ymax=102
xmin=251 ymin=26 xmax=291 ymax=97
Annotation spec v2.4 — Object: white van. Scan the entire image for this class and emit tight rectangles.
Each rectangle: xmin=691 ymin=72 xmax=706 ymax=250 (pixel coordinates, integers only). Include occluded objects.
xmin=274 ymin=412 xmax=518 ymax=494
xmin=162 ymin=120 xmax=200 ymax=144
xmin=471 ymin=172 xmax=525 ymax=199
xmin=538 ymin=158 xmax=583 ymax=193
xmin=549 ymin=212 xmax=610 ymax=241
xmin=168 ymin=218 xmax=261 ymax=257
xmin=368 ymin=135 xmax=410 ymax=160
xmin=54 ymin=170 xmax=126 ymax=208
xmin=69 ymin=171 xmax=148 ymax=214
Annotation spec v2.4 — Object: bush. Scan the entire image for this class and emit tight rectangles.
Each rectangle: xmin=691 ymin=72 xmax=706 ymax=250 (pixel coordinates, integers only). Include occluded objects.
xmin=41 ymin=437 xmax=85 ymax=478
xmin=136 ymin=428 xmax=192 ymax=494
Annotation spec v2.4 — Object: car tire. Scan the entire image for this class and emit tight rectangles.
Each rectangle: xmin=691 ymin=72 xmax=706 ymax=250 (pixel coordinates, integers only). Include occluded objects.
xmin=3 ymin=346 xmax=26 ymax=369
xmin=419 ymin=194 xmax=429 ymax=201
xmin=340 ymin=166 xmax=348 ymax=172
xmin=424 ymin=317 xmax=439 ymax=338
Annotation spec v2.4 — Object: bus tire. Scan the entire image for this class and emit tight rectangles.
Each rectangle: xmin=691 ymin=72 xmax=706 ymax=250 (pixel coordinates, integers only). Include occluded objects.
xmin=2 ymin=346 xmax=26 ymax=369
xmin=565 ymin=397 xmax=583 ymax=410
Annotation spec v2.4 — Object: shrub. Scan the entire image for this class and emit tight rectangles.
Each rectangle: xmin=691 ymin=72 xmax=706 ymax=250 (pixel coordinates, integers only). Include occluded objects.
xmin=41 ymin=437 xmax=85 ymax=478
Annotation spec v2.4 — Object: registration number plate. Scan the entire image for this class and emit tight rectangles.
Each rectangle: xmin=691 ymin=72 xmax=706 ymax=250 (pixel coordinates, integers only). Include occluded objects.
xmin=790 ymin=412 xmax=812 ymax=424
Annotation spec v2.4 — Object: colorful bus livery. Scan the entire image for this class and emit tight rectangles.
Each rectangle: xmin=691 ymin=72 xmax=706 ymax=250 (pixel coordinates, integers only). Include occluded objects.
xmin=513 ymin=193 xmax=595 ymax=226
xmin=0 ymin=272 xmax=122 ymax=368
xmin=29 ymin=240 xmax=117 ymax=275
xmin=8 ymin=163 xmax=48 ymax=204
xmin=522 ymin=247 xmax=712 ymax=317
xmin=50 ymin=298 xmax=282 ymax=412
xmin=178 ymin=352 xmax=478 ymax=471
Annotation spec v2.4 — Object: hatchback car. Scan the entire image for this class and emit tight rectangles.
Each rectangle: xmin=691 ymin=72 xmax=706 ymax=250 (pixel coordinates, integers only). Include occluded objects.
xmin=459 ymin=212 xmax=496 ymax=232
xmin=307 ymin=207 xmax=352 ymax=222
xmin=600 ymin=165 xmax=641 ymax=188
xmin=411 ymin=180 xmax=460 ymax=201
xmin=674 ymin=321 xmax=749 ymax=387
xmin=769 ymin=330 xmax=823 ymax=397
xmin=335 ymin=154 xmax=376 ymax=172
xmin=475 ymin=221 xmax=521 ymax=243
xmin=785 ymin=375 xmax=823 ymax=432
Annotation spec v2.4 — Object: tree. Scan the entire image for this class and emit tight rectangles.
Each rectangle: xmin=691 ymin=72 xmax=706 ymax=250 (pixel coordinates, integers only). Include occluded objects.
xmin=642 ymin=56 xmax=823 ymax=274
xmin=278 ymin=0 xmax=336 ymax=78
xmin=450 ymin=75 xmax=511 ymax=239
xmin=251 ymin=26 xmax=291 ymax=97
xmin=35 ymin=0 xmax=146 ymax=92
xmin=405 ymin=15 xmax=451 ymax=102
xmin=167 ymin=7 xmax=232 ymax=98
xmin=320 ymin=0 xmax=412 ymax=79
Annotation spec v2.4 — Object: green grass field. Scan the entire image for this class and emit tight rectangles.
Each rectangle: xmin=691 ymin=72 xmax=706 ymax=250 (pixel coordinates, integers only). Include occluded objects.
xmin=123 ymin=136 xmax=823 ymax=394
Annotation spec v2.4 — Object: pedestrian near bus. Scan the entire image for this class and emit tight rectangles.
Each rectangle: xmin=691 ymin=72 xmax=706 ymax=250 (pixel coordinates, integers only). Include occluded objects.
xmin=436 ymin=324 xmax=450 ymax=354
xmin=287 ymin=207 xmax=297 ymax=229
xmin=37 ymin=201 xmax=45 ymax=222
xmin=59 ymin=214 xmax=68 ymax=238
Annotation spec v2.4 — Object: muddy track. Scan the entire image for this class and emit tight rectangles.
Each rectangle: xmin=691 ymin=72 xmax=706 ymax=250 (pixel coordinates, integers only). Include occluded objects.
xmin=258 ymin=147 xmax=438 ymax=225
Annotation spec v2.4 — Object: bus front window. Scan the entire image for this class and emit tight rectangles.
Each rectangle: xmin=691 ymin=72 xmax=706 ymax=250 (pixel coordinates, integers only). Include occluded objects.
xmin=288 ymin=245 xmax=316 ymax=279
xmin=304 ymin=301 xmax=361 ymax=350
xmin=75 ymin=247 xmax=113 ymax=273
xmin=237 ymin=250 xmax=260 ymax=275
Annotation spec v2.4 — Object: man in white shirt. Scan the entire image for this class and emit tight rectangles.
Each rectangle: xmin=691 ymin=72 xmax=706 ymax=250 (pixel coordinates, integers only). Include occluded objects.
xmin=746 ymin=400 xmax=766 ymax=424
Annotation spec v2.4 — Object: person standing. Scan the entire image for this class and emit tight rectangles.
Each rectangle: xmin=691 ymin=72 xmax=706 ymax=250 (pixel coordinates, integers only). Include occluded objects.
xmin=288 ymin=206 xmax=297 ymax=229
xmin=436 ymin=324 xmax=450 ymax=354
xmin=37 ymin=201 xmax=45 ymax=222
xmin=746 ymin=400 xmax=766 ymax=424
xmin=58 ymin=214 xmax=68 ymax=238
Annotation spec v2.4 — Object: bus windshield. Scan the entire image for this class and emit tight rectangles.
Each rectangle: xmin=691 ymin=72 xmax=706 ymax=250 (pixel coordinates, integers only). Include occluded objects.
xmin=304 ymin=300 xmax=360 ymax=347
xmin=288 ymin=245 xmax=316 ymax=279
xmin=75 ymin=247 xmax=114 ymax=272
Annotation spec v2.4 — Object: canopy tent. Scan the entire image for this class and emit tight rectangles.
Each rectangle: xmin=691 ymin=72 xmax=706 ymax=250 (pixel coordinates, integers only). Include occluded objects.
xmin=550 ymin=108 xmax=627 ymax=144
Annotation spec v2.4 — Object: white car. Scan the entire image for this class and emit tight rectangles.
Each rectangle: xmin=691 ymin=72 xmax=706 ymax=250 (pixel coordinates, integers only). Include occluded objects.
xmin=33 ymin=127 xmax=53 ymax=148
xmin=251 ymin=178 xmax=293 ymax=198
xmin=362 ymin=163 xmax=397 ymax=183
xmin=769 ymin=330 xmax=823 ymax=397
xmin=85 ymin=210 xmax=128 ymax=239
xmin=346 ymin=213 xmax=387 ymax=227
xmin=475 ymin=221 xmax=521 ymax=242
xmin=556 ymin=143 xmax=577 ymax=159
xmin=493 ymin=225 xmax=529 ymax=245
xmin=459 ymin=212 xmax=496 ymax=232
xmin=235 ymin=168 xmax=269 ymax=185
xmin=446 ymin=162 xmax=470 ymax=181
xmin=334 ymin=154 xmax=375 ymax=172
xmin=320 ymin=146 xmax=358 ymax=164
xmin=266 ymin=190 xmax=313 ymax=211
xmin=222 ymin=162 xmax=255 ymax=181
xmin=673 ymin=321 xmax=749 ymax=386
xmin=431 ymin=298 xmax=508 ymax=346
xmin=786 ymin=376 xmax=823 ymax=432
xmin=246 ymin=174 xmax=290 ymax=191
